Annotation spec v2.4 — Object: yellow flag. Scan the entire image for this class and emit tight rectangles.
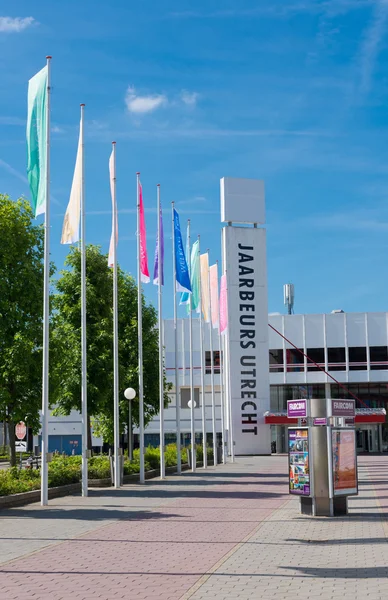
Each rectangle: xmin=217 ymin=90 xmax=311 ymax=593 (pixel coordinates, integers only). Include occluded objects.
xmin=200 ymin=253 xmax=210 ymax=322
xmin=61 ymin=119 xmax=82 ymax=244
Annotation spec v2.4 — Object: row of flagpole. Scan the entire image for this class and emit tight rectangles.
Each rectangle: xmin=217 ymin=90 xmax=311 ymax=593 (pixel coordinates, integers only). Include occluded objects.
xmin=26 ymin=58 xmax=233 ymax=505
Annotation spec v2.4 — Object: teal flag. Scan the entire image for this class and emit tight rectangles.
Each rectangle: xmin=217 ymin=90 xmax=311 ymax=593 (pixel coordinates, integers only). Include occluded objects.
xmin=190 ymin=240 xmax=200 ymax=312
xmin=27 ymin=66 xmax=48 ymax=217
xmin=180 ymin=239 xmax=200 ymax=314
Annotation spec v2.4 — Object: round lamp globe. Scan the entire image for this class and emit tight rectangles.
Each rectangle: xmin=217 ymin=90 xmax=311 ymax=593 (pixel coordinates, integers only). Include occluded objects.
xmin=124 ymin=388 xmax=136 ymax=401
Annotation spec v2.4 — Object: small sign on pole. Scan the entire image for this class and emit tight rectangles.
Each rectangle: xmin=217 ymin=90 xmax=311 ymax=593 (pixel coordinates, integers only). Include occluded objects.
xmin=15 ymin=422 xmax=27 ymax=440
xmin=287 ymin=400 xmax=307 ymax=418
xmin=15 ymin=441 xmax=27 ymax=452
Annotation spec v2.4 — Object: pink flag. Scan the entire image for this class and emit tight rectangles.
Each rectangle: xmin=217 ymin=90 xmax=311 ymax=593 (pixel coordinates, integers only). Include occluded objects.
xmin=108 ymin=149 xmax=117 ymax=268
xmin=139 ymin=181 xmax=150 ymax=283
xmin=210 ymin=264 xmax=219 ymax=329
xmin=219 ymin=274 xmax=228 ymax=335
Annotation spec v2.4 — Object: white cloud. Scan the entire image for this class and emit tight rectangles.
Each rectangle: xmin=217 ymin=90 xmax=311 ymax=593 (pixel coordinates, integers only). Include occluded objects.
xmin=0 ymin=116 xmax=25 ymax=126
xmin=180 ymin=90 xmax=200 ymax=107
xmin=0 ymin=17 xmax=36 ymax=33
xmin=358 ymin=0 xmax=388 ymax=95
xmin=52 ymin=125 xmax=64 ymax=134
xmin=0 ymin=158 xmax=28 ymax=183
xmin=125 ymin=85 xmax=167 ymax=114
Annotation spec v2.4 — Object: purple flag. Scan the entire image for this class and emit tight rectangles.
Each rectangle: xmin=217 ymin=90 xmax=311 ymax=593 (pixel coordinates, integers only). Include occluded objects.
xmin=153 ymin=204 xmax=164 ymax=285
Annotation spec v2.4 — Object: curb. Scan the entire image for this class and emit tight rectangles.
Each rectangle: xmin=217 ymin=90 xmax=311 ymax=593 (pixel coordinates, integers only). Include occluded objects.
xmin=0 ymin=463 xmax=193 ymax=508
xmin=0 ymin=483 xmax=81 ymax=509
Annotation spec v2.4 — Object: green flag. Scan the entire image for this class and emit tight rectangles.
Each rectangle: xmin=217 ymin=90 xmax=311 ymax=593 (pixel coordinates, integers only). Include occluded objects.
xmin=190 ymin=240 xmax=200 ymax=312
xmin=27 ymin=65 xmax=48 ymax=217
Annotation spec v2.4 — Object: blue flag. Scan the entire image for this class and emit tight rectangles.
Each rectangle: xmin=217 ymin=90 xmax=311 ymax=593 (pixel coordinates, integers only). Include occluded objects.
xmin=174 ymin=209 xmax=191 ymax=294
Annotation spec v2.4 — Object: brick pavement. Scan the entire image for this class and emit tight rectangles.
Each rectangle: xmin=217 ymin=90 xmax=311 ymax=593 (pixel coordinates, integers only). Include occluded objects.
xmin=0 ymin=455 xmax=386 ymax=600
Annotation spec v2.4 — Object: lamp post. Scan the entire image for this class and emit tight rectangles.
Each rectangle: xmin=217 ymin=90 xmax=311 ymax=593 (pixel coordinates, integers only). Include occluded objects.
xmin=124 ymin=388 xmax=136 ymax=461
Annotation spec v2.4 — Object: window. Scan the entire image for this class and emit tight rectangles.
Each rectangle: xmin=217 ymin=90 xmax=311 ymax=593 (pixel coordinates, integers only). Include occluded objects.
xmin=306 ymin=348 xmax=324 ymax=372
xmin=180 ymin=387 xmax=200 ymax=409
xmin=205 ymin=351 xmax=221 ymax=374
xmin=286 ymin=348 xmax=304 ymax=372
xmin=370 ymin=346 xmax=388 ymax=370
xmin=328 ymin=347 xmax=345 ymax=371
xmin=349 ymin=347 xmax=367 ymax=371
xmin=269 ymin=349 xmax=284 ymax=373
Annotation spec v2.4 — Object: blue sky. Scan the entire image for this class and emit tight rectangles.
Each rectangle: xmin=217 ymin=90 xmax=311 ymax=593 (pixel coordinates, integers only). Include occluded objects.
xmin=1 ymin=0 xmax=388 ymax=317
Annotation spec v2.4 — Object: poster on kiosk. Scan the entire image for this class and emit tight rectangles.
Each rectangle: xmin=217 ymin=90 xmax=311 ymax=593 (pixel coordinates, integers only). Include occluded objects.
xmin=331 ymin=429 xmax=358 ymax=496
xmin=288 ymin=428 xmax=310 ymax=496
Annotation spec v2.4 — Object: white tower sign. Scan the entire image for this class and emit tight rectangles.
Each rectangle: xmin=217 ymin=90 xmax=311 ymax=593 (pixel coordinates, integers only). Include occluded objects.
xmin=221 ymin=177 xmax=271 ymax=455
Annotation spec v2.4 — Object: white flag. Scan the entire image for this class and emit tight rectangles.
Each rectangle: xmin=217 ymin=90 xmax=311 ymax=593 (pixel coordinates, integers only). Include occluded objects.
xmin=108 ymin=149 xmax=117 ymax=267
xmin=61 ymin=119 xmax=82 ymax=244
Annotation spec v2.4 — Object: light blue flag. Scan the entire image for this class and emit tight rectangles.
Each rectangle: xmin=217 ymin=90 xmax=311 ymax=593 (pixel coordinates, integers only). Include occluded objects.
xmin=174 ymin=209 xmax=191 ymax=294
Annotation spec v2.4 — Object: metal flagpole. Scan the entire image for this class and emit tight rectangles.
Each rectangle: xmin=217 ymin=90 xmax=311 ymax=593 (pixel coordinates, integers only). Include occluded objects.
xmin=216 ymin=261 xmax=226 ymax=464
xmin=157 ymin=185 xmax=165 ymax=479
xmin=137 ymin=173 xmax=145 ymax=485
xmin=112 ymin=142 xmax=120 ymax=489
xmin=224 ymin=269 xmax=234 ymax=462
xmin=198 ymin=237 xmax=207 ymax=468
xmin=41 ymin=55 xmax=51 ymax=507
xmin=188 ymin=221 xmax=196 ymax=472
xmin=171 ymin=203 xmax=181 ymax=474
xmin=80 ymin=104 xmax=88 ymax=495
xmin=208 ymin=252 xmax=217 ymax=467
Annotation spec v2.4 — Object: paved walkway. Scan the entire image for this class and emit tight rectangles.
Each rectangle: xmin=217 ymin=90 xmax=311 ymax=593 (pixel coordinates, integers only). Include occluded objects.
xmin=0 ymin=455 xmax=387 ymax=599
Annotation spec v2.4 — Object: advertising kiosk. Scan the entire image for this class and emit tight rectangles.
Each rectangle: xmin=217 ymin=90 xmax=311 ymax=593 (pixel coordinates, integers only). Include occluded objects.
xmin=288 ymin=398 xmax=358 ymax=517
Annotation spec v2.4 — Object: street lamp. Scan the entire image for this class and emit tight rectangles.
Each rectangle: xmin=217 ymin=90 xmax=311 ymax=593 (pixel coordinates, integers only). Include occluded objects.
xmin=187 ymin=399 xmax=197 ymax=409
xmin=124 ymin=388 xmax=136 ymax=461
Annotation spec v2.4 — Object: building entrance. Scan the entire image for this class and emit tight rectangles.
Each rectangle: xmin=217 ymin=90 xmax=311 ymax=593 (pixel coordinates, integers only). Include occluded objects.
xmin=356 ymin=425 xmax=380 ymax=453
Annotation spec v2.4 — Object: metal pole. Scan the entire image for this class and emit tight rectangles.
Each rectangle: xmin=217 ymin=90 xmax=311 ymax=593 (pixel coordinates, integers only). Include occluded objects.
xmin=216 ymin=261 xmax=226 ymax=464
xmin=157 ymin=185 xmax=165 ymax=479
xmin=137 ymin=173 xmax=145 ymax=484
xmin=80 ymin=103 xmax=88 ymax=496
xmin=218 ymin=327 xmax=226 ymax=463
xmin=128 ymin=400 xmax=132 ymax=461
xmin=208 ymin=253 xmax=217 ymax=467
xmin=41 ymin=55 xmax=51 ymax=506
xmin=112 ymin=142 xmax=120 ymax=489
xmin=172 ymin=203 xmax=182 ymax=474
xmin=225 ymin=298 xmax=235 ymax=462
xmin=188 ymin=221 xmax=196 ymax=472
xmin=198 ymin=237 xmax=207 ymax=468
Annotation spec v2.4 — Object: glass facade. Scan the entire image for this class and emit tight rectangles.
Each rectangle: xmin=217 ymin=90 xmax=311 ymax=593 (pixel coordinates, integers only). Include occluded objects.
xmin=330 ymin=382 xmax=388 ymax=409
xmin=307 ymin=348 xmax=325 ymax=372
xmin=270 ymin=346 xmax=388 ymax=373
xmin=205 ymin=351 xmax=221 ymax=374
xmin=328 ymin=347 xmax=346 ymax=371
xmin=180 ymin=387 xmax=200 ymax=408
xmin=349 ymin=347 xmax=367 ymax=371
xmin=370 ymin=346 xmax=388 ymax=370
xmin=269 ymin=349 xmax=284 ymax=372
xmin=270 ymin=384 xmax=325 ymax=411
xmin=286 ymin=349 xmax=304 ymax=372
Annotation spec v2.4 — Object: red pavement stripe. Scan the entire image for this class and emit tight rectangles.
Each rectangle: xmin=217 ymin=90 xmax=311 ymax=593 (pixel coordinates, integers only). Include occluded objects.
xmin=0 ymin=474 xmax=289 ymax=600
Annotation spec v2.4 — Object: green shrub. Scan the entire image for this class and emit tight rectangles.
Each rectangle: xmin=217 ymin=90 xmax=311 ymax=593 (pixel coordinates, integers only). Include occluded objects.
xmin=48 ymin=456 xmax=81 ymax=487
xmin=88 ymin=456 xmax=111 ymax=479
xmin=164 ymin=444 xmax=177 ymax=467
xmin=195 ymin=445 xmax=213 ymax=462
xmin=133 ymin=446 xmax=160 ymax=470
xmin=0 ymin=467 xmax=40 ymax=496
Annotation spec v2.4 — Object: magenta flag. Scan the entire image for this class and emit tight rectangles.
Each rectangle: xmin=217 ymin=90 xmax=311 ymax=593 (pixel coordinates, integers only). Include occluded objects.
xmin=219 ymin=274 xmax=228 ymax=335
xmin=139 ymin=181 xmax=150 ymax=283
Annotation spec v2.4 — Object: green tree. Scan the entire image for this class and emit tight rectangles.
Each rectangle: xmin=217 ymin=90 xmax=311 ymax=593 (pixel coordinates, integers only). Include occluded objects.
xmin=0 ymin=195 xmax=46 ymax=466
xmin=51 ymin=245 xmax=169 ymax=446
